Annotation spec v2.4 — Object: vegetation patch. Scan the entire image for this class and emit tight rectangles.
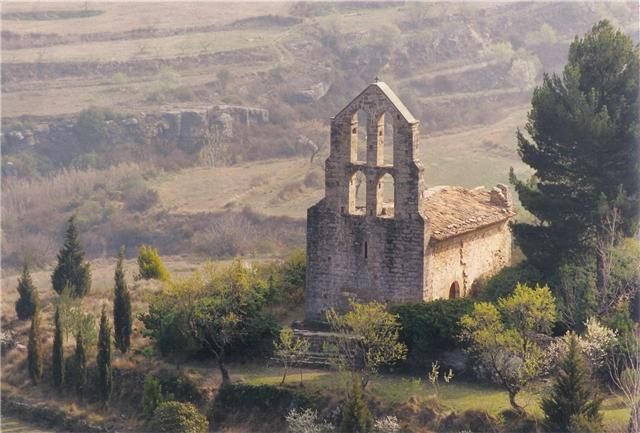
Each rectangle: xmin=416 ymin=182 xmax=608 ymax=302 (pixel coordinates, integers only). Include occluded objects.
xmin=2 ymin=10 xmax=103 ymax=21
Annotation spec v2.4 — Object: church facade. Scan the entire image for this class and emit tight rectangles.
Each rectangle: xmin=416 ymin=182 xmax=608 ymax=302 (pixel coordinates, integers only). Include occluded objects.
xmin=305 ymin=81 xmax=514 ymax=321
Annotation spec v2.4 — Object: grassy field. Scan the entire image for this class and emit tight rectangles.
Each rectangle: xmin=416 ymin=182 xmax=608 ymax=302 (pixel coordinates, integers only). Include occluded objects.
xmin=236 ymin=364 xmax=630 ymax=429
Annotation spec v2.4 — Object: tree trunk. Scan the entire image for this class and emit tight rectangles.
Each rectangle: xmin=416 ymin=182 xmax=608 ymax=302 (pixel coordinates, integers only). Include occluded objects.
xmin=218 ymin=358 xmax=230 ymax=385
xmin=631 ymin=291 xmax=640 ymax=324
xmin=508 ymin=390 xmax=523 ymax=413
xmin=596 ymin=250 xmax=608 ymax=305
xmin=280 ymin=365 xmax=288 ymax=386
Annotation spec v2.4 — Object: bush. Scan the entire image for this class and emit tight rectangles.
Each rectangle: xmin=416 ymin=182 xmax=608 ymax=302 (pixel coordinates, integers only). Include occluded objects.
xmin=143 ymin=375 xmax=164 ymax=418
xmin=211 ymin=383 xmax=312 ymax=425
xmin=151 ymin=401 xmax=208 ymax=433
xmin=137 ymin=245 xmax=169 ymax=281
xmin=477 ymin=262 xmax=543 ymax=301
xmin=392 ymin=298 xmax=476 ymax=358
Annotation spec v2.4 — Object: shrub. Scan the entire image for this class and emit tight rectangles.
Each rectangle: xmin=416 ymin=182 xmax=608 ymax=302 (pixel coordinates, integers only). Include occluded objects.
xmin=143 ymin=375 xmax=164 ymax=418
xmin=137 ymin=245 xmax=169 ymax=281
xmin=211 ymin=383 xmax=312 ymax=424
xmin=15 ymin=262 xmax=38 ymax=320
xmin=339 ymin=378 xmax=373 ymax=433
xmin=151 ymin=401 xmax=208 ymax=433
xmin=286 ymin=408 xmax=333 ymax=433
xmin=477 ymin=262 xmax=544 ymax=301
xmin=392 ymin=298 xmax=475 ymax=358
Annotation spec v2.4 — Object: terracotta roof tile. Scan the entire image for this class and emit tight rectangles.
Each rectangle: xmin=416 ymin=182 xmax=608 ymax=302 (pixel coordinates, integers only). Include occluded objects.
xmin=424 ymin=185 xmax=515 ymax=241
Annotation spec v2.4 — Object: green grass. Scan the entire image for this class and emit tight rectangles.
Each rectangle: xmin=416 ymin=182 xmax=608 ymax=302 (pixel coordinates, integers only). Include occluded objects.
xmin=234 ymin=364 xmax=630 ymax=428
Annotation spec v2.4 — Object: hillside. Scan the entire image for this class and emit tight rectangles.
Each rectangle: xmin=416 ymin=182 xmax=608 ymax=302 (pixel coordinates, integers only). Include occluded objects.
xmin=2 ymin=1 xmax=638 ymax=272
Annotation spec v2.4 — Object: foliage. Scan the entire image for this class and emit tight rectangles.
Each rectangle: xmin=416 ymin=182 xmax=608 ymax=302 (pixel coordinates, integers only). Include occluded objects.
xmin=55 ymin=286 xmax=98 ymax=348
xmin=267 ymin=249 xmax=306 ymax=305
xmin=213 ymin=383 xmax=312 ymax=416
xmin=113 ymin=247 xmax=132 ymax=353
xmin=326 ymin=300 xmax=407 ymax=389
xmin=74 ymin=331 xmax=87 ymax=401
xmin=187 ymin=261 xmax=270 ymax=384
xmin=510 ymin=20 xmax=639 ymax=272
xmin=427 ymin=361 xmax=454 ymax=397
xmin=143 ymin=375 xmax=165 ymax=418
xmin=608 ymin=327 xmax=640 ymax=433
xmin=27 ymin=305 xmax=43 ymax=384
xmin=286 ymin=408 xmax=333 ymax=433
xmin=51 ymin=215 xmax=92 ymax=297
xmin=373 ymin=416 xmax=401 ymax=433
xmin=274 ymin=327 xmax=310 ymax=385
xmin=137 ymin=244 xmax=170 ymax=281
xmin=151 ymin=401 xmax=208 ymax=433
xmin=52 ymin=307 xmax=65 ymax=393
xmin=339 ymin=376 xmax=374 ymax=433
xmin=97 ymin=305 xmax=112 ymax=404
xmin=15 ymin=262 xmax=39 ymax=320
xmin=141 ymin=260 xmax=276 ymax=380
xmin=392 ymin=298 xmax=475 ymax=358
xmin=139 ymin=296 xmax=195 ymax=358
xmin=460 ymin=284 xmax=556 ymax=411
xmin=547 ymin=318 xmax=617 ymax=375
xmin=73 ymin=107 xmax=111 ymax=153
xmin=478 ymin=262 xmax=544 ymax=301
xmin=542 ymin=334 xmax=603 ymax=433
xmin=553 ymin=261 xmax=597 ymax=330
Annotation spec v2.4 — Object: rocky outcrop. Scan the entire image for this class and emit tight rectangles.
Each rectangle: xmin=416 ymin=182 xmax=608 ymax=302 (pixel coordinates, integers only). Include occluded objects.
xmin=2 ymin=104 xmax=269 ymax=156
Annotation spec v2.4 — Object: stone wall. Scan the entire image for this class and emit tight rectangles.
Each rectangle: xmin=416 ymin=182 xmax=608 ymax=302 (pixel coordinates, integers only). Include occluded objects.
xmin=424 ymin=220 xmax=512 ymax=299
xmin=306 ymin=82 xmax=427 ymax=321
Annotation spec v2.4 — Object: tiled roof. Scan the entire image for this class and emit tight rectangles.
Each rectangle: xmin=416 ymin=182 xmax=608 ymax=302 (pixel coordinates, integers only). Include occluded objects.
xmin=424 ymin=185 xmax=515 ymax=241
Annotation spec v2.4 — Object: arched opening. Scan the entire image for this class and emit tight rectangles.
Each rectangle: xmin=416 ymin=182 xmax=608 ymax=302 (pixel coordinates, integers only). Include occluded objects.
xmin=376 ymin=173 xmax=395 ymax=218
xmin=351 ymin=110 xmax=367 ymax=163
xmin=378 ymin=112 xmax=394 ymax=166
xmin=449 ymin=281 xmax=460 ymax=299
xmin=349 ymin=171 xmax=366 ymax=215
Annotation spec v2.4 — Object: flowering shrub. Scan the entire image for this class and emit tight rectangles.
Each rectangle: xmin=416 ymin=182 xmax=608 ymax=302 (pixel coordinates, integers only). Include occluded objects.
xmin=374 ymin=416 xmax=401 ymax=433
xmin=286 ymin=408 xmax=333 ymax=433
xmin=546 ymin=318 xmax=617 ymax=373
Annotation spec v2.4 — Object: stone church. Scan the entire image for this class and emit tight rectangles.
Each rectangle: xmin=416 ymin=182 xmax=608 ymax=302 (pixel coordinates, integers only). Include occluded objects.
xmin=305 ymin=81 xmax=515 ymax=321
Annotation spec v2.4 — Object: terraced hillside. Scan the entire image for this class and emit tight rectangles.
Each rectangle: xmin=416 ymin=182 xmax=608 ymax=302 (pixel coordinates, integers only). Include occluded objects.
xmin=2 ymin=2 xmax=638 ymax=270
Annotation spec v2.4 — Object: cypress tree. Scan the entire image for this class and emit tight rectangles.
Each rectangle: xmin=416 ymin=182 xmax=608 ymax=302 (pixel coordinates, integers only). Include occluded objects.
xmin=339 ymin=376 xmax=373 ymax=433
xmin=542 ymin=334 xmax=603 ymax=432
xmin=52 ymin=215 xmax=92 ymax=297
xmin=27 ymin=305 xmax=43 ymax=385
xmin=74 ymin=331 xmax=87 ymax=401
xmin=52 ymin=306 xmax=65 ymax=393
xmin=510 ymin=20 xmax=639 ymax=272
xmin=97 ymin=305 xmax=112 ymax=404
xmin=113 ymin=247 xmax=132 ymax=353
xmin=15 ymin=262 xmax=39 ymax=320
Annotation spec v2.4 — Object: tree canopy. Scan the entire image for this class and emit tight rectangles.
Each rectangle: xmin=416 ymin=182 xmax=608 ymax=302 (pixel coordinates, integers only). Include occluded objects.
xmin=52 ymin=215 xmax=92 ymax=297
xmin=510 ymin=20 xmax=639 ymax=271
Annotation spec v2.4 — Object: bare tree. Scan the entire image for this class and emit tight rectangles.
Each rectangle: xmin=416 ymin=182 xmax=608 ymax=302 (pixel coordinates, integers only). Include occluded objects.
xmin=609 ymin=327 xmax=640 ymax=433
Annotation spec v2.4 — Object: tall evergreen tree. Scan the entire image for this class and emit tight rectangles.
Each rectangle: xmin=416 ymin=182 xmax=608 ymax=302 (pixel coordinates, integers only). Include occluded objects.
xmin=542 ymin=334 xmax=603 ymax=432
xmin=52 ymin=306 xmax=65 ymax=393
xmin=74 ymin=330 xmax=87 ymax=401
xmin=113 ymin=247 xmax=132 ymax=353
xmin=15 ymin=262 xmax=39 ymax=320
xmin=97 ymin=305 xmax=112 ymax=404
xmin=27 ymin=304 xmax=43 ymax=384
xmin=52 ymin=215 xmax=92 ymax=297
xmin=510 ymin=20 xmax=639 ymax=273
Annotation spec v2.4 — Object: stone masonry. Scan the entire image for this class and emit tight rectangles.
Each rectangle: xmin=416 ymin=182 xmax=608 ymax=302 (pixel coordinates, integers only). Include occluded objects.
xmin=305 ymin=81 xmax=514 ymax=321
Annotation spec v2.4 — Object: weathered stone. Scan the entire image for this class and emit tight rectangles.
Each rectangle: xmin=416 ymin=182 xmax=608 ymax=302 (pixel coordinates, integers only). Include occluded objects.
xmin=305 ymin=81 xmax=513 ymax=321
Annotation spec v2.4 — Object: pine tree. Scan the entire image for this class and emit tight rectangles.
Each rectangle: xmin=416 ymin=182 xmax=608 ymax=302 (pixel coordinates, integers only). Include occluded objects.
xmin=52 ymin=215 xmax=92 ymax=297
xmin=113 ymin=247 xmax=132 ymax=353
xmin=52 ymin=306 xmax=65 ymax=393
xmin=74 ymin=330 xmax=87 ymax=401
xmin=97 ymin=305 xmax=112 ymax=404
xmin=542 ymin=334 xmax=603 ymax=433
xmin=510 ymin=20 xmax=639 ymax=272
xmin=15 ymin=262 xmax=39 ymax=320
xmin=27 ymin=305 xmax=43 ymax=385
